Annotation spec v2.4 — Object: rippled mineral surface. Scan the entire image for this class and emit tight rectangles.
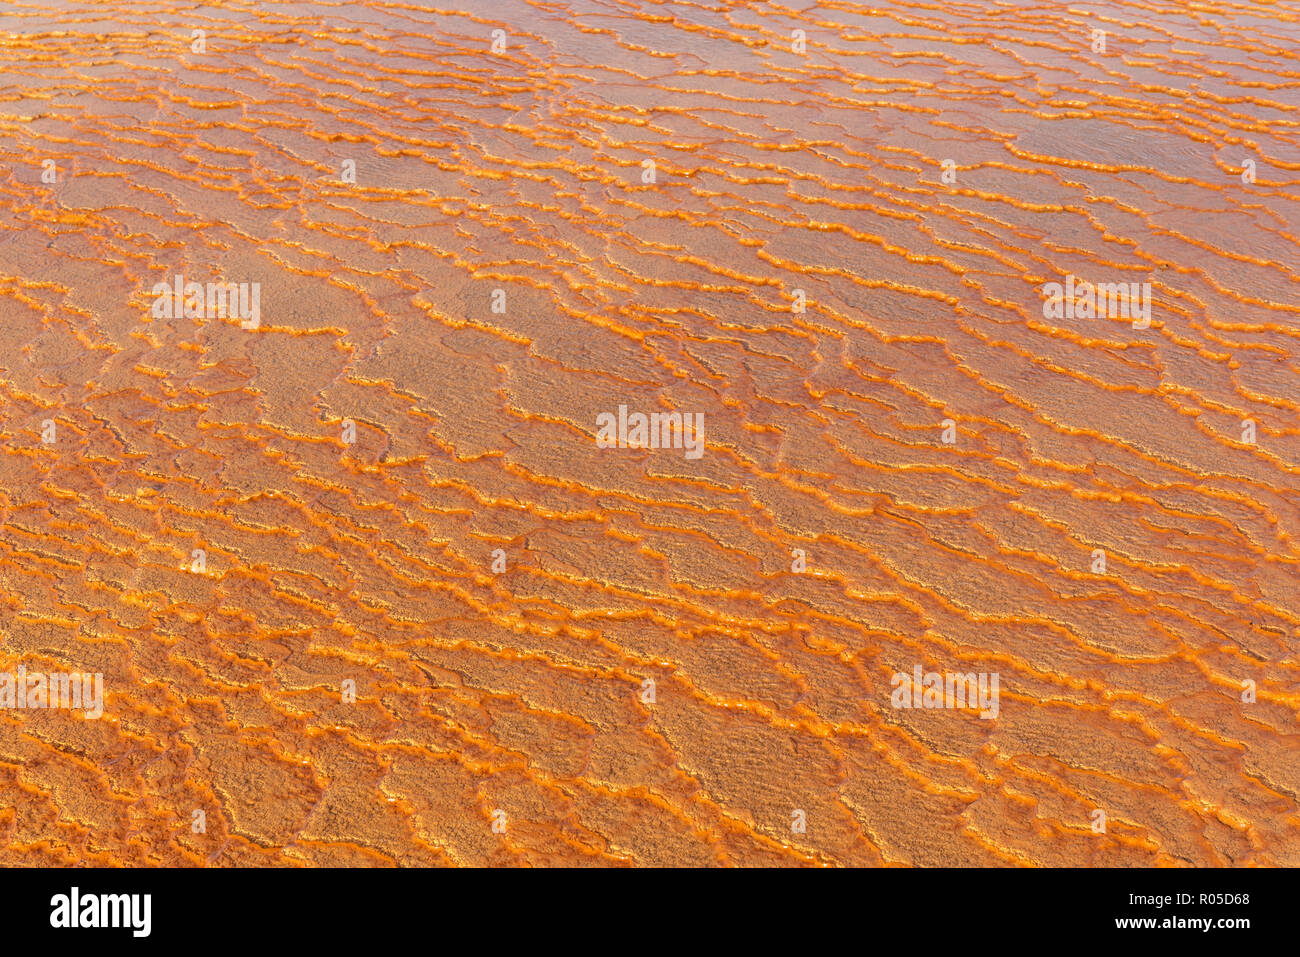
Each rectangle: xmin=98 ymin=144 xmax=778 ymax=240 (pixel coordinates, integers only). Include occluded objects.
xmin=0 ymin=0 xmax=1297 ymax=866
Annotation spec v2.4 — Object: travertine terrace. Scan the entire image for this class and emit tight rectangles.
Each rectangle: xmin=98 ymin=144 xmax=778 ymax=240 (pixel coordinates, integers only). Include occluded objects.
xmin=0 ymin=0 xmax=1297 ymax=866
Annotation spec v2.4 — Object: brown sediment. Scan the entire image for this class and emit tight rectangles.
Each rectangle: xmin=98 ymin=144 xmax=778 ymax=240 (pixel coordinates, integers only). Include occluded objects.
xmin=0 ymin=0 xmax=1297 ymax=867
